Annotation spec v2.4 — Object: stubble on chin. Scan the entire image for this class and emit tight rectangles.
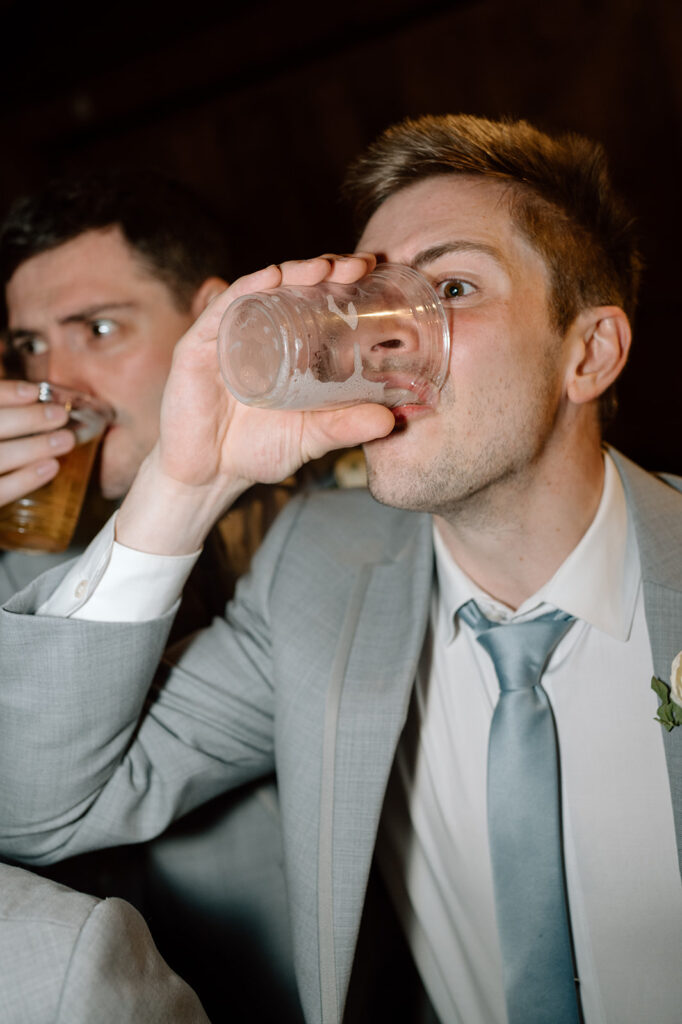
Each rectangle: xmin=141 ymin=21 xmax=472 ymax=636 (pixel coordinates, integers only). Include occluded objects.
xmin=362 ymin=398 xmax=459 ymax=514
xmin=364 ymin=443 xmax=443 ymax=513
xmin=364 ymin=426 xmax=514 ymax=520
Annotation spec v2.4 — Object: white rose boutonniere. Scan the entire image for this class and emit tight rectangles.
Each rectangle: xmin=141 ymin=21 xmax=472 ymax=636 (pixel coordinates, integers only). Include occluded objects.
xmin=671 ymin=652 xmax=682 ymax=706
xmin=651 ymin=651 xmax=682 ymax=731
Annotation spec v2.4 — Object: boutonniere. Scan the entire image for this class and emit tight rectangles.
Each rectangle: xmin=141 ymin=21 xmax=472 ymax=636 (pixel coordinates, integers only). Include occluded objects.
xmin=651 ymin=652 xmax=682 ymax=731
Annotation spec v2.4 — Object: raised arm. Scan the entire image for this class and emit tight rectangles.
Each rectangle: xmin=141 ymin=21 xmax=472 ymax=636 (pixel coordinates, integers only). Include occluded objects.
xmin=0 ymin=253 xmax=394 ymax=865
xmin=0 ymin=490 xmax=306 ymax=864
xmin=116 ymin=254 xmax=394 ymax=555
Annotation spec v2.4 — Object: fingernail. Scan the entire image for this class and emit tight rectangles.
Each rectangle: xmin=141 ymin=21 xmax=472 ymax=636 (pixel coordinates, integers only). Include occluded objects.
xmin=16 ymin=382 xmax=36 ymax=398
xmin=49 ymin=431 xmax=74 ymax=451
xmin=35 ymin=458 xmax=59 ymax=478
xmin=43 ymin=403 xmax=65 ymax=421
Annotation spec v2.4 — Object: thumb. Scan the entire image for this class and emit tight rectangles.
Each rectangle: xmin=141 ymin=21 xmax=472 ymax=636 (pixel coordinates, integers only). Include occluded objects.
xmin=301 ymin=404 xmax=395 ymax=461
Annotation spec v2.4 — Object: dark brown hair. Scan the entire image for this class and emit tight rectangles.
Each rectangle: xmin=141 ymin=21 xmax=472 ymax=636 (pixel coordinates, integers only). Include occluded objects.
xmin=0 ymin=168 xmax=233 ymax=318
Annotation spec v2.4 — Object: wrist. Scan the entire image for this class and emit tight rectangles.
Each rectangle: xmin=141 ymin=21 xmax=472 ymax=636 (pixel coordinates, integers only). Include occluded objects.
xmin=115 ymin=448 xmax=249 ymax=555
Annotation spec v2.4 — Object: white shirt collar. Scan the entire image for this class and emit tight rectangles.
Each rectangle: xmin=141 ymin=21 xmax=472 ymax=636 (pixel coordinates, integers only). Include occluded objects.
xmin=433 ymin=451 xmax=640 ymax=643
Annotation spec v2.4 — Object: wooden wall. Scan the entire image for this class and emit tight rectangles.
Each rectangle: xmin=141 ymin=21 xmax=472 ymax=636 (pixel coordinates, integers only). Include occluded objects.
xmin=2 ymin=0 xmax=680 ymax=470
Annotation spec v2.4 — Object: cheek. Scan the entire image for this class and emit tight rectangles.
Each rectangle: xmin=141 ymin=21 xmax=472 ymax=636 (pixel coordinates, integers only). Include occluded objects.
xmin=96 ymin=345 xmax=174 ymax=416
xmin=119 ymin=375 xmax=167 ymax=430
xmin=447 ymin=307 xmax=509 ymax=374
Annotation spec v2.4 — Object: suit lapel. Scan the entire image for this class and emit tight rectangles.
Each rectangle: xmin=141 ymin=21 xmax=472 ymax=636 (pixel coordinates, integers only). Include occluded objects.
xmin=610 ymin=449 xmax=682 ymax=878
xmin=317 ymin=512 xmax=434 ymax=1022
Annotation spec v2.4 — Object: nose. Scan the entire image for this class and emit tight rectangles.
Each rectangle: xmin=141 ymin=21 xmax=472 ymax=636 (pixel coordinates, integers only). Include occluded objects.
xmin=39 ymin=347 xmax=95 ymax=395
xmin=370 ymin=336 xmax=416 ymax=354
xmin=363 ymin=316 xmax=421 ymax=363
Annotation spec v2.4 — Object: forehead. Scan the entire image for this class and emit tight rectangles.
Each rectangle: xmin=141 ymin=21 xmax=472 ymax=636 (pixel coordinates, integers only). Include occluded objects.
xmin=357 ymin=174 xmax=541 ymax=269
xmin=5 ymin=226 xmax=169 ymax=326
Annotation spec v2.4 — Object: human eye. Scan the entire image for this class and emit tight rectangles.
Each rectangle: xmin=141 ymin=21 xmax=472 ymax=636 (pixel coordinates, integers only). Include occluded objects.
xmin=12 ymin=335 xmax=49 ymax=358
xmin=435 ymin=278 xmax=476 ymax=301
xmin=89 ymin=318 xmax=118 ymax=340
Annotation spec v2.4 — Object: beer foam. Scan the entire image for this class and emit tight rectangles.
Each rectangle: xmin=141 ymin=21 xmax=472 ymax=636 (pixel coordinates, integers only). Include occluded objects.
xmin=326 ymin=295 xmax=359 ymax=330
xmin=274 ymin=342 xmax=385 ymax=409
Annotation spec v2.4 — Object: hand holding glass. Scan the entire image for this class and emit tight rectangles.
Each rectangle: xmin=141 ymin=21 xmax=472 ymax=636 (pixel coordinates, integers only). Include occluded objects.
xmin=217 ymin=263 xmax=450 ymax=410
xmin=0 ymin=383 xmax=113 ymax=553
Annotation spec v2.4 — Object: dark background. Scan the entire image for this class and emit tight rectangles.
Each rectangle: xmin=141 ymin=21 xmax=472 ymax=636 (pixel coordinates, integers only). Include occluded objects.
xmin=2 ymin=0 xmax=680 ymax=471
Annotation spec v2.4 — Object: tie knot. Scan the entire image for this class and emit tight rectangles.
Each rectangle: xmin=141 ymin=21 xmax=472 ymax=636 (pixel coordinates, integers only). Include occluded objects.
xmin=458 ymin=599 xmax=575 ymax=691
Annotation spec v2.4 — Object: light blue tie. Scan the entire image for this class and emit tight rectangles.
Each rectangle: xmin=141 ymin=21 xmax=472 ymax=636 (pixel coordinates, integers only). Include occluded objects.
xmin=458 ymin=600 xmax=581 ymax=1024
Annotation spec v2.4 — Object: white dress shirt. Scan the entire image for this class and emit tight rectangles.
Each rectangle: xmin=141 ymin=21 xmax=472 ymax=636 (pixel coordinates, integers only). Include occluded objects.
xmin=377 ymin=454 xmax=682 ymax=1023
xmin=38 ymin=454 xmax=682 ymax=1022
xmin=38 ymin=512 xmax=200 ymax=621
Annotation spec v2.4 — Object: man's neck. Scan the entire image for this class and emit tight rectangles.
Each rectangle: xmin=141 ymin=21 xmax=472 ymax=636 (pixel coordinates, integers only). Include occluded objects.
xmin=434 ymin=442 xmax=606 ymax=611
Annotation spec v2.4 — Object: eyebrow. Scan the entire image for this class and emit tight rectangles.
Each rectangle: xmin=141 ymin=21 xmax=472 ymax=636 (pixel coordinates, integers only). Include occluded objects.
xmin=410 ymin=241 xmax=510 ymax=272
xmin=59 ymin=302 xmax=136 ymax=325
xmin=7 ymin=302 xmax=136 ymax=343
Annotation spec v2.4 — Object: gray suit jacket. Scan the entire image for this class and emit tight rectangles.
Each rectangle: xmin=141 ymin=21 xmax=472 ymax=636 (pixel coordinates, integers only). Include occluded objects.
xmin=0 ymin=448 xmax=680 ymax=1024
xmin=0 ymin=862 xmax=209 ymax=1023
xmin=0 ymin=526 xmax=301 ymax=1023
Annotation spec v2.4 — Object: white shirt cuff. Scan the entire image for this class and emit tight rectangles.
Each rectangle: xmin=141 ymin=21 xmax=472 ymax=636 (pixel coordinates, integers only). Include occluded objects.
xmin=37 ymin=511 xmax=201 ymax=621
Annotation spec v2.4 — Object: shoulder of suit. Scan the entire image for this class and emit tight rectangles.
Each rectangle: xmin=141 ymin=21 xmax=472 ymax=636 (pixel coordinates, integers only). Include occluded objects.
xmin=261 ymin=486 xmax=429 ymax=576
xmin=655 ymin=472 xmax=682 ymax=495
xmin=285 ymin=485 xmax=425 ymax=533
xmin=608 ymin=446 xmax=682 ymax=502
xmin=0 ymin=862 xmax=98 ymax=928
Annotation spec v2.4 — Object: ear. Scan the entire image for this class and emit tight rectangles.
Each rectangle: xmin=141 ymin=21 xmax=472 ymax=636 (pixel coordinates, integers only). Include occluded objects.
xmin=189 ymin=276 xmax=229 ymax=318
xmin=565 ymin=306 xmax=631 ymax=406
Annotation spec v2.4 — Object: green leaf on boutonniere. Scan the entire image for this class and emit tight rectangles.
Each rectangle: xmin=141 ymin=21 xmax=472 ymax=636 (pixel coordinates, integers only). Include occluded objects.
xmin=651 ymin=676 xmax=682 ymax=731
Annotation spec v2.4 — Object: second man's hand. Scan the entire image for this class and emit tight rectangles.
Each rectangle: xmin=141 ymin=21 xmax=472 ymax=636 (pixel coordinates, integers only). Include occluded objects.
xmin=0 ymin=379 xmax=75 ymax=508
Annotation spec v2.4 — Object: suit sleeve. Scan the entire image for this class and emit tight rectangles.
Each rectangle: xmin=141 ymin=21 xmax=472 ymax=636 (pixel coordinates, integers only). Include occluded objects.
xmin=0 ymin=497 xmax=305 ymax=865
xmin=57 ymin=897 xmax=211 ymax=1024
xmin=0 ymin=862 xmax=209 ymax=1024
